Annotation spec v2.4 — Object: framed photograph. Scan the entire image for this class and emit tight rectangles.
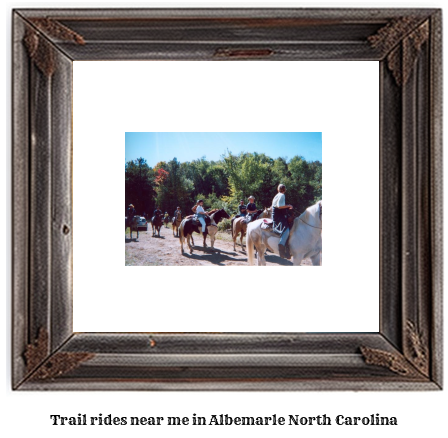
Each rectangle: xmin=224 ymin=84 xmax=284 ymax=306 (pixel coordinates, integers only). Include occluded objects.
xmin=12 ymin=8 xmax=442 ymax=390
xmin=122 ymin=132 xmax=323 ymax=266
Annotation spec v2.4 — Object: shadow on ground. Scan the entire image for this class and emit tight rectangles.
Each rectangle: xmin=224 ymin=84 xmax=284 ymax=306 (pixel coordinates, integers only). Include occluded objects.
xmin=183 ymin=246 xmax=246 ymax=266
xmin=264 ymin=255 xmax=293 ymax=266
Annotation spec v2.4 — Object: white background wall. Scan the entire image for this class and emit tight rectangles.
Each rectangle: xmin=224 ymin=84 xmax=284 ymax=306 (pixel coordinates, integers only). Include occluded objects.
xmin=73 ymin=60 xmax=379 ymax=333
xmin=2 ymin=1 xmax=446 ymax=438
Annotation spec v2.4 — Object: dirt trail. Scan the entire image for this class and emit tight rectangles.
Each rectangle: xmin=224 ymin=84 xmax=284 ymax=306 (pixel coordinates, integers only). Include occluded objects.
xmin=125 ymin=224 xmax=312 ymax=266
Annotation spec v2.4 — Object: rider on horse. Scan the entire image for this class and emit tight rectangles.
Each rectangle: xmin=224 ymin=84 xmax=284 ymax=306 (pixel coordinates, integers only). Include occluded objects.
xmin=185 ymin=201 xmax=198 ymax=218
xmin=272 ymin=184 xmax=293 ymax=259
xmin=231 ymin=200 xmax=247 ymax=230
xmin=238 ymin=200 xmax=247 ymax=217
xmin=153 ymin=206 xmax=162 ymax=218
xmin=195 ymin=199 xmax=210 ymax=236
xmin=173 ymin=206 xmax=182 ymax=217
xmin=245 ymin=196 xmax=258 ymax=223
xmin=126 ymin=204 xmax=136 ymax=227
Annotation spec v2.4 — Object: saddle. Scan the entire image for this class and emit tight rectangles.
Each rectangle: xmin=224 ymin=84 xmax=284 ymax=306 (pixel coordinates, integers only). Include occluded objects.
xmin=243 ymin=215 xmax=253 ymax=224
xmin=192 ymin=216 xmax=211 ymax=227
xmin=260 ymin=218 xmax=277 ymax=232
xmin=261 ymin=219 xmax=292 ymax=259
xmin=262 ymin=211 xmax=294 ymax=230
xmin=244 ymin=210 xmax=262 ymax=224
xmin=261 ymin=219 xmax=292 ymax=238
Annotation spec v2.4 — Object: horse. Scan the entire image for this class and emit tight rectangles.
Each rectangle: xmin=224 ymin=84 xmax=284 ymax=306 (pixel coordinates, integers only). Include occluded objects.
xmin=179 ymin=209 xmax=230 ymax=254
xmin=172 ymin=210 xmax=182 ymax=237
xmin=232 ymin=207 xmax=271 ymax=251
xmin=125 ymin=216 xmax=139 ymax=240
xmin=182 ymin=209 xmax=219 ymax=246
xmin=151 ymin=214 xmax=163 ymax=237
xmin=246 ymin=201 xmax=322 ymax=266
xmin=163 ymin=216 xmax=170 ymax=228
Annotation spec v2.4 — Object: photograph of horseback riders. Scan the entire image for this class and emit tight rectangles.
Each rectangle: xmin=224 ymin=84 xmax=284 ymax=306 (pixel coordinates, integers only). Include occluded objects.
xmin=125 ymin=132 xmax=322 ymax=266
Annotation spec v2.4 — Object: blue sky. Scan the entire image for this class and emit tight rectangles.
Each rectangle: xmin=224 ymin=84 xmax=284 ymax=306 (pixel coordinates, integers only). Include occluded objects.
xmin=125 ymin=132 xmax=322 ymax=166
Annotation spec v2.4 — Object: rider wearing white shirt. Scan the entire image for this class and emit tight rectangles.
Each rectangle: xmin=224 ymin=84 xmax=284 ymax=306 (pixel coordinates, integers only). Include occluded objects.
xmin=272 ymin=192 xmax=286 ymax=208
xmin=195 ymin=200 xmax=208 ymax=234
xmin=272 ymin=184 xmax=293 ymax=259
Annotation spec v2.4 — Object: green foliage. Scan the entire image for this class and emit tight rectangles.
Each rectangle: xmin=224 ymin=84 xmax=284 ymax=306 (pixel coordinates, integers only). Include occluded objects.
xmin=154 ymin=158 xmax=195 ymax=215
xmin=205 ymin=192 xmax=231 ymax=214
xmin=217 ymin=217 xmax=232 ymax=232
xmin=222 ymin=151 xmax=279 ymax=210
xmin=125 ymin=157 xmax=155 ymax=215
xmin=125 ymin=152 xmax=322 ymax=218
xmin=181 ymin=158 xmax=230 ymax=200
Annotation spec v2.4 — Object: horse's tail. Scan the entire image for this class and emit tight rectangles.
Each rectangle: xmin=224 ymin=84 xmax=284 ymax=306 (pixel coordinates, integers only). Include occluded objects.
xmin=246 ymin=224 xmax=255 ymax=266
xmin=179 ymin=219 xmax=186 ymax=252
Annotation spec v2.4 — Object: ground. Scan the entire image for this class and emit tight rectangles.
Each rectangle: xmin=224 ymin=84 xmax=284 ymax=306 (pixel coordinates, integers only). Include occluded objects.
xmin=125 ymin=224 xmax=312 ymax=266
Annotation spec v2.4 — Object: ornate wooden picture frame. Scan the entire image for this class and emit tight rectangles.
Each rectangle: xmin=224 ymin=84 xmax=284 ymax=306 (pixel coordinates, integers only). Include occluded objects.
xmin=12 ymin=8 xmax=442 ymax=390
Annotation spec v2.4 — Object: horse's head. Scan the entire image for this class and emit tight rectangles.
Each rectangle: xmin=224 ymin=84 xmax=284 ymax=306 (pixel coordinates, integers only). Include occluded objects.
xmin=212 ymin=209 xmax=230 ymax=223
xmin=221 ymin=209 xmax=230 ymax=220
xmin=298 ymin=201 xmax=322 ymax=229
xmin=261 ymin=207 xmax=271 ymax=218
xmin=311 ymin=200 xmax=322 ymax=225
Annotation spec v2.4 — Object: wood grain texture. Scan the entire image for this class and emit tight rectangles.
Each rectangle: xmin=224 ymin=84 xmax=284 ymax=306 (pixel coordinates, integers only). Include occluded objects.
xmin=429 ymin=9 xmax=443 ymax=388
xmin=19 ymin=380 xmax=441 ymax=391
xmin=12 ymin=13 xmax=30 ymax=388
xmin=63 ymin=333 xmax=395 ymax=355
xmin=50 ymin=49 xmax=73 ymax=351
xmin=29 ymin=52 xmax=52 ymax=350
xmin=12 ymin=7 xmax=442 ymax=391
xmin=379 ymin=59 xmax=402 ymax=350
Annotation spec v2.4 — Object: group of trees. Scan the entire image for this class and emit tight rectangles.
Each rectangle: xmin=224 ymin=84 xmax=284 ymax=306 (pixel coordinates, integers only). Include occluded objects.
xmin=125 ymin=152 xmax=322 ymax=218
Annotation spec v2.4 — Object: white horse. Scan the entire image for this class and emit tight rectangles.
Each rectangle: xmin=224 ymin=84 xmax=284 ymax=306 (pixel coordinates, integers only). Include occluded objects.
xmin=246 ymin=200 xmax=322 ymax=266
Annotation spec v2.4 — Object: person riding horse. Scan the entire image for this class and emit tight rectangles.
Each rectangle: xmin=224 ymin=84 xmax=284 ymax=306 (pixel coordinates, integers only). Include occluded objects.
xmin=173 ymin=206 xmax=182 ymax=218
xmin=172 ymin=206 xmax=183 ymax=237
xmin=153 ymin=207 xmax=162 ymax=218
xmin=195 ymin=199 xmax=210 ymax=236
xmin=187 ymin=200 xmax=203 ymax=218
xmin=126 ymin=204 xmax=136 ymax=227
xmin=245 ymin=196 xmax=258 ymax=223
xmin=231 ymin=200 xmax=247 ymax=230
xmin=272 ymin=184 xmax=293 ymax=259
xmin=238 ymin=200 xmax=247 ymax=217
xmin=163 ymin=212 xmax=170 ymax=227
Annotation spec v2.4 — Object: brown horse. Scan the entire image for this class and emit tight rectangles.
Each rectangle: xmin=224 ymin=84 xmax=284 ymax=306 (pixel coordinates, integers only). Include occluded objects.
xmin=126 ymin=216 xmax=140 ymax=240
xmin=151 ymin=214 xmax=163 ymax=237
xmin=163 ymin=216 xmax=170 ymax=228
xmin=172 ymin=210 xmax=182 ymax=237
xmin=232 ymin=207 xmax=271 ymax=251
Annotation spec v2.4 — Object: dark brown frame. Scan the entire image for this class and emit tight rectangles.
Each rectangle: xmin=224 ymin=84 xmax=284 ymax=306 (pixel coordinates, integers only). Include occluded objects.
xmin=12 ymin=8 xmax=442 ymax=390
